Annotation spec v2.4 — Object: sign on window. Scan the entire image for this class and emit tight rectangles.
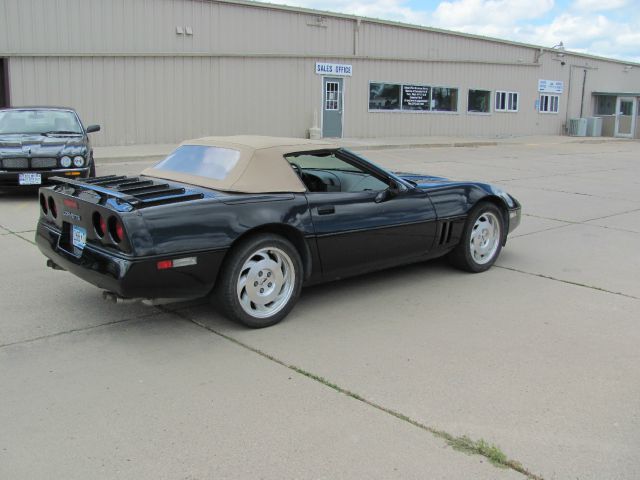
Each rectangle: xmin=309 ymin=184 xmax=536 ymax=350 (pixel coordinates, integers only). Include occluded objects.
xmin=538 ymin=80 xmax=564 ymax=94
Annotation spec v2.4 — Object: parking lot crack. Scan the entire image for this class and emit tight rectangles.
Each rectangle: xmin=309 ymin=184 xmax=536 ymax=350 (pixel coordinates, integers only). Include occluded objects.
xmin=161 ymin=306 xmax=543 ymax=480
xmin=0 ymin=226 xmax=36 ymax=246
xmin=495 ymin=266 xmax=640 ymax=301
xmin=0 ymin=311 xmax=164 ymax=349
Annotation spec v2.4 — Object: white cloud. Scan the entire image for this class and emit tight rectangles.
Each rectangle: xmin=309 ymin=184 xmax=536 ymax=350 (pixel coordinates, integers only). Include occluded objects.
xmin=432 ymin=0 xmax=554 ymax=29
xmin=571 ymin=0 xmax=628 ymax=12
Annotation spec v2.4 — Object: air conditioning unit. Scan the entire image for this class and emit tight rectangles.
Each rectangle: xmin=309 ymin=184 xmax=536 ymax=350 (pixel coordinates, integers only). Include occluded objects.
xmin=568 ymin=118 xmax=587 ymax=136
xmin=586 ymin=117 xmax=603 ymax=137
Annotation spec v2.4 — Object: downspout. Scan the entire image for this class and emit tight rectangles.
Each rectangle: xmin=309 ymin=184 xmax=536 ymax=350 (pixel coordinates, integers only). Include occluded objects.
xmin=354 ymin=18 xmax=361 ymax=56
xmin=579 ymin=68 xmax=587 ymax=118
xmin=565 ymin=65 xmax=573 ymax=130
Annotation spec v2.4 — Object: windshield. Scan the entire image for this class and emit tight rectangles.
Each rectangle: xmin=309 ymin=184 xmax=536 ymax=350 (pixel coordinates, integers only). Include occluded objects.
xmin=151 ymin=145 xmax=241 ymax=181
xmin=0 ymin=110 xmax=83 ymax=135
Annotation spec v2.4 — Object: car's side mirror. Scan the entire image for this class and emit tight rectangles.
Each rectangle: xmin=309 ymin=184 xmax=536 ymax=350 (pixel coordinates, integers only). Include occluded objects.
xmin=375 ymin=189 xmax=390 ymax=203
xmin=375 ymin=181 xmax=400 ymax=203
xmin=389 ymin=180 xmax=403 ymax=194
xmin=86 ymin=124 xmax=101 ymax=133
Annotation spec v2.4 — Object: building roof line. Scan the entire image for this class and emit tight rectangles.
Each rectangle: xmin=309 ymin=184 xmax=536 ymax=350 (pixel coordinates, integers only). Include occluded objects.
xmin=211 ymin=0 xmax=640 ymax=67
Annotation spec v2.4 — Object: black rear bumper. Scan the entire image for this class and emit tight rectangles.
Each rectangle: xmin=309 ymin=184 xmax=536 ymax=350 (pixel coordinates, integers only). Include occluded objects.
xmin=36 ymin=222 xmax=226 ymax=299
xmin=0 ymin=168 xmax=90 ymax=188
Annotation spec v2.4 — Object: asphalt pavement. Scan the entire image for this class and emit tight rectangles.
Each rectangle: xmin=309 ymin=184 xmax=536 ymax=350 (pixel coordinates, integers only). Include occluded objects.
xmin=1 ymin=138 xmax=639 ymax=479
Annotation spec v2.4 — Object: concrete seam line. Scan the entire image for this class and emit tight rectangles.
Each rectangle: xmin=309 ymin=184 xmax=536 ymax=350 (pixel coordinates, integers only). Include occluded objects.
xmin=5 ymin=230 xmax=36 ymax=246
xmin=159 ymin=306 xmax=544 ymax=480
xmin=495 ymin=266 xmax=640 ymax=301
xmin=583 ymin=206 xmax=640 ymax=222
xmin=0 ymin=312 xmax=163 ymax=349
xmin=511 ymin=223 xmax=574 ymax=238
xmin=508 ymin=185 xmax=640 ymax=203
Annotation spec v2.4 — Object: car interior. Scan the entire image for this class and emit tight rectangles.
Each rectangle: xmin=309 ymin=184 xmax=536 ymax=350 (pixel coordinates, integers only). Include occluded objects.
xmin=286 ymin=151 xmax=389 ymax=193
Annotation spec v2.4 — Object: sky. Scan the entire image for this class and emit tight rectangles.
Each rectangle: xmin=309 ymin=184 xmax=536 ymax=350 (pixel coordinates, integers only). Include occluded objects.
xmin=268 ymin=0 xmax=640 ymax=63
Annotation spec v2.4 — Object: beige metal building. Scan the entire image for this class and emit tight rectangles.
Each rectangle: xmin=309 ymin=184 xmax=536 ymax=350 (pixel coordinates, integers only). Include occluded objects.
xmin=1 ymin=0 xmax=639 ymax=146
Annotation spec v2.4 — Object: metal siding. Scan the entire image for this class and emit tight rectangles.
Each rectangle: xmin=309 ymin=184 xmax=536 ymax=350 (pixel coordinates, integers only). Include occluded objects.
xmin=2 ymin=0 xmax=640 ymax=145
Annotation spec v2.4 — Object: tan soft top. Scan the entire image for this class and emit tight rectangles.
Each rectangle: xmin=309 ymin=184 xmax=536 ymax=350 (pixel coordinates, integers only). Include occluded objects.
xmin=141 ymin=135 xmax=338 ymax=193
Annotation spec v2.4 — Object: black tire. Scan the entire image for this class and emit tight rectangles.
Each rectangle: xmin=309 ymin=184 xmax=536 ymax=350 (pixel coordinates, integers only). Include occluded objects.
xmin=213 ymin=233 xmax=303 ymax=328
xmin=448 ymin=202 xmax=505 ymax=273
xmin=89 ymin=159 xmax=96 ymax=177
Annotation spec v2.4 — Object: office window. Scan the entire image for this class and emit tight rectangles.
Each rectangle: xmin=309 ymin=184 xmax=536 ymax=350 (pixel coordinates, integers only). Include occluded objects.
xmin=495 ymin=91 xmax=519 ymax=112
xmin=539 ymin=94 xmax=560 ymax=113
xmin=468 ymin=90 xmax=491 ymax=113
xmin=369 ymin=82 xmax=460 ymax=114
xmin=432 ymin=87 xmax=458 ymax=112
xmin=369 ymin=83 xmax=401 ymax=111
xmin=595 ymin=95 xmax=616 ymax=115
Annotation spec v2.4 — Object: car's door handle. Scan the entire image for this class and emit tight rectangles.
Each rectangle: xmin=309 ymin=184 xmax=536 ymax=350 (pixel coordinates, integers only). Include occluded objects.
xmin=317 ymin=205 xmax=335 ymax=215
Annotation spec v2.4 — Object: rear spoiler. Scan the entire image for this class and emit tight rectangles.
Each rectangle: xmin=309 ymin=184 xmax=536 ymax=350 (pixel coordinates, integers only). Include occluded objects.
xmin=50 ymin=175 xmax=205 ymax=209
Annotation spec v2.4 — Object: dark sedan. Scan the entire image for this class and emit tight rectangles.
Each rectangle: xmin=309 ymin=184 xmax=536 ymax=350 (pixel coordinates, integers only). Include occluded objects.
xmin=0 ymin=107 xmax=100 ymax=188
xmin=36 ymin=136 xmax=521 ymax=328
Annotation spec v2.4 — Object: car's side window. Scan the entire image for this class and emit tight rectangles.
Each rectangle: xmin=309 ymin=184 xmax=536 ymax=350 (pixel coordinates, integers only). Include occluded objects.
xmin=286 ymin=152 xmax=389 ymax=193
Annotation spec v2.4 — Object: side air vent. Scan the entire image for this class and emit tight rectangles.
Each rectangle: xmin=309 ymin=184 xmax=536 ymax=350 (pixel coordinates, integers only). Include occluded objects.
xmin=438 ymin=221 xmax=453 ymax=246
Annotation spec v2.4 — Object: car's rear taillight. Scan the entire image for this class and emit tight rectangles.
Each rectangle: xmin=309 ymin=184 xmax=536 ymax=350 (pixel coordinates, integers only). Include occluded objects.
xmin=109 ymin=217 xmax=125 ymax=243
xmin=40 ymin=193 xmax=48 ymax=215
xmin=48 ymin=196 xmax=57 ymax=218
xmin=93 ymin=212 xmax=106 ymax=238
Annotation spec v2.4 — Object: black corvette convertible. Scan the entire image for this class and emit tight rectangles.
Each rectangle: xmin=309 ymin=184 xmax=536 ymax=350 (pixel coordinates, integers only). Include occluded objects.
xmin=37 ymin=136 xmax=521 ymax=327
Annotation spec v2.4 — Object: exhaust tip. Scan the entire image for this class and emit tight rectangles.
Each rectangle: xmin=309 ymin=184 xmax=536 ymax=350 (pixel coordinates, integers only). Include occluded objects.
xmin=46 ymin=259 xmax=65 ymax=271
xmin=102 ymin=291 xmax=139 ymax=304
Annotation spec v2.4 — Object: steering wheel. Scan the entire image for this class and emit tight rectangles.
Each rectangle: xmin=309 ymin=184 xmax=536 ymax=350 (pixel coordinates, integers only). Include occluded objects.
xmin=290 ymin=162 xmax=303 ymax=178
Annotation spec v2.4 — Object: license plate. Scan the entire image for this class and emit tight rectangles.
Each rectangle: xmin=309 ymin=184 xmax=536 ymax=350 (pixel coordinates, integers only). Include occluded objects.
xmin=18 ymin=173 xmax=42 ymax=185
xmin=72 ymin=225 xmax=87 ymax=250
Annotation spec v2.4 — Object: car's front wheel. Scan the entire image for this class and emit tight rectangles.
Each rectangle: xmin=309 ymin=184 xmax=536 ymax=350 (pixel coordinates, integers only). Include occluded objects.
xmin=214 ymin=234 xmax=303 ymax=328
xmin=448 ymin=202 xmax=504 ymax=273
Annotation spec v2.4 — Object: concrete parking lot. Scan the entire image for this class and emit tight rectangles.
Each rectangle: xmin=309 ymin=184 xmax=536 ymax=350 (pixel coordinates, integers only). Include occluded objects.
xmin=1 ymin=138 xmax=639 ymax=480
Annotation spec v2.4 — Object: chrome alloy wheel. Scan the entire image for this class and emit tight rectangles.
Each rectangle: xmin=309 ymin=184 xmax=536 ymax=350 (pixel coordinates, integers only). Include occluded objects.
xmin=469 ymin=211 xmax=501 ymax=265
xmin=236 ymin=247 xmax=296 ymax=319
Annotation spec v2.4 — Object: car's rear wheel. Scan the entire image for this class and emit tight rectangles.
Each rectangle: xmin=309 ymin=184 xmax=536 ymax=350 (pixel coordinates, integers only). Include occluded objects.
xmin=214 ymin=234 xmax=303 ymax=328
xmin=448 ymin=202 xmax=504 ymax=273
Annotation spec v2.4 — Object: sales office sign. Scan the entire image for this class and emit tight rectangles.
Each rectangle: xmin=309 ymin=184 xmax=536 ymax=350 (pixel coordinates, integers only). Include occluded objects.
xmin=315 ymin=62 xmax=353 ymax=76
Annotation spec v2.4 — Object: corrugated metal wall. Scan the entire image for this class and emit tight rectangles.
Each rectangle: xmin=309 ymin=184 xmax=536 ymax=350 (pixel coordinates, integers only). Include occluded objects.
xmin=1 ymin=0 xmax=639 ymax=145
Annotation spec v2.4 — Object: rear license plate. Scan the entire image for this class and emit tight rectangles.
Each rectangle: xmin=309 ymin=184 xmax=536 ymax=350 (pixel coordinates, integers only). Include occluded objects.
xmin=18 ymin=173 xmax=42 ymax=185
xmin=72 ymin=225 xmax=87 ymax=250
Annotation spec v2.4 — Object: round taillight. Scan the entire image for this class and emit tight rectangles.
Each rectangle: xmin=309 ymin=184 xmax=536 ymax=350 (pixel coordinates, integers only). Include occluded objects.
xmin=48 ymin=196 xmax=57 ymax=218
xmin=40 ymin=193 xmax=48 ymax=215
xmin=93 ymin=212 xmax=106 ymax=237
xmin=109 ymin=217 xmax=124 ymax=243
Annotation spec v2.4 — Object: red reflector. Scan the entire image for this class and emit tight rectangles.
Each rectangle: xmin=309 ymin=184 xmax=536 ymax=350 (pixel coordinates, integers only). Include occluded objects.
xmin=115 ymin=222 xmax=124 ymax=243
xmin=63 ymin=198 xmax=79 ymax=209
xmin=99 ymin=216 xmax=107 ymax=236
xmin=157 ymin=260 xmax=173 ymax=270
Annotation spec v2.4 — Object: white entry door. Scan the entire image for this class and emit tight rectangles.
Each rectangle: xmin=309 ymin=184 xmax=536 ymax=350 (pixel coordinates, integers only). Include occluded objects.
xmin=614 ymin=97 xmax=636 ymax=138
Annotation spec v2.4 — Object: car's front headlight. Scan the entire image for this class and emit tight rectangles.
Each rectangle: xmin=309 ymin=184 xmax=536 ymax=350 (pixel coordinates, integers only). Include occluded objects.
xmin=73 ymin=156 xmax=85 ymax=167
xmin=60 ymin=156 xmax=72 ymax=168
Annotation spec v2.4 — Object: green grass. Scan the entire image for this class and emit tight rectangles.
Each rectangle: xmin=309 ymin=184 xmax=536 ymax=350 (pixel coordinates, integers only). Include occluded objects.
xmin=448 ymin=435 xmax=510 ymax=467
